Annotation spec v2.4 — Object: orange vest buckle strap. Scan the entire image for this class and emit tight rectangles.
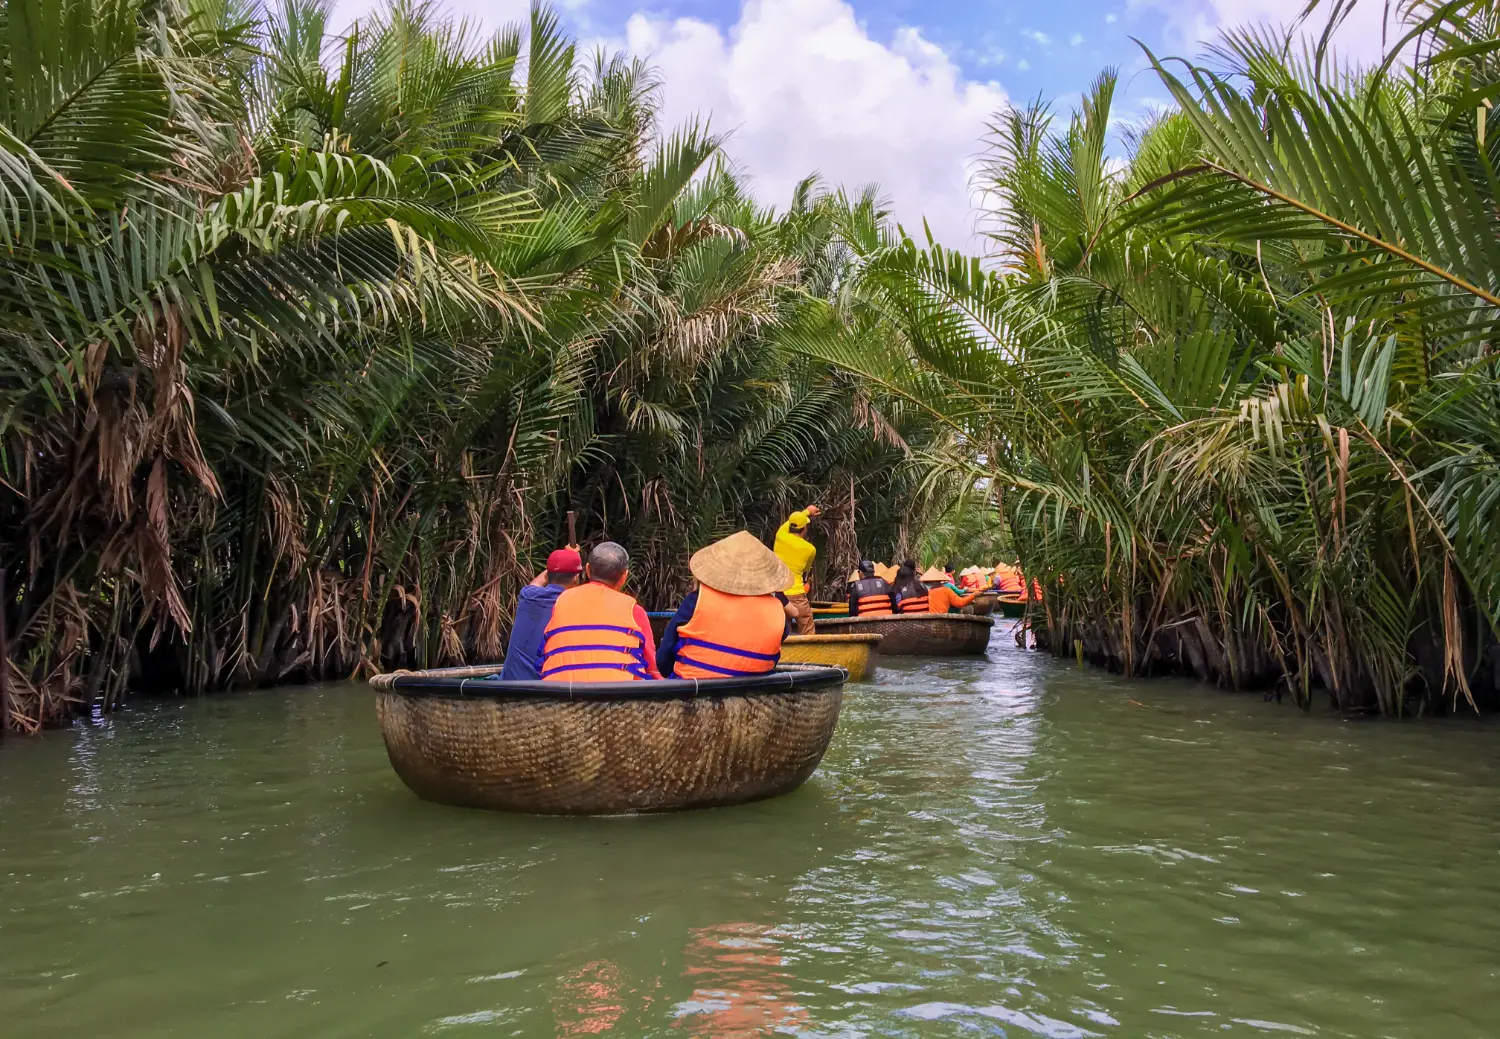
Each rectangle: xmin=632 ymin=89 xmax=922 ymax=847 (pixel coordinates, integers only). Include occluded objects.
xmin=898 ymin=595 xmax=929 ymax=613
xmin=857 ymin=594 xmax=893 ymax=616
xmin=540 ymin=624 xmax=651 ymax=680
xmin=675 ymin=637 xmax=780 ymax=677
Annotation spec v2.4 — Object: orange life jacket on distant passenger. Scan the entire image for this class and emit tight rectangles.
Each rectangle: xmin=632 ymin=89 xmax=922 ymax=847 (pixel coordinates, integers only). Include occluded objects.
xmin=674 ymin=586 xmax=784 ymax=680
xmin=541 ymin=582 xmax=651 ymax=681
xmin=928 ymin=585 xmax=977 ymax=614
xmin=857 ymin=595 xmax=894 ymax=616
xmin=994 ymin=565 xmax=1024 ymax=595
xmin=897 ymin=593 xmax=930 ymax=613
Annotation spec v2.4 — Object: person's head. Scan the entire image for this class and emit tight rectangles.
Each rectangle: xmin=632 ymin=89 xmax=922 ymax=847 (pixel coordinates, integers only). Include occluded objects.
xmin=586 ymin=541 xmax=630 ymax=589
xmin=788 ymin=509 xmax=811 ymax=536
xmin=893 ymin=562 xmax=924 ymax=597
xmin=858 ymin=560 xmax=877 ymax=578
xmin=545 ymin=548 xmax=583 ymax=588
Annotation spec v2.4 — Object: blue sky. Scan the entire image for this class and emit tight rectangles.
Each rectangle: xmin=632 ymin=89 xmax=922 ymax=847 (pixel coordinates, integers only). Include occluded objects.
xmin=334 ymin=0 xmax=1390 ymax=251
xmin=578 ymin=0 xmax=1179 ymax=105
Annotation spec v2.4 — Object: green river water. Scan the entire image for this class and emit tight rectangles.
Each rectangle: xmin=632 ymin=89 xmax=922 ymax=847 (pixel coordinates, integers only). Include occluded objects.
xmin=2 ymin=633 xmax=1497 ymax=1037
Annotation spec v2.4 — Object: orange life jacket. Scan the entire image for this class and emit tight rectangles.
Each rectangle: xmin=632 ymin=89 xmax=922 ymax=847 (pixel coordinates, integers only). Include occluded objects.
xmin=541 ymin=582 xmax=651 ymax=682
xmin=928 ymin=585 xmax=977 ymax=614
xmin=994 ymin=565 xmax=1025 ymax=595
xmin=674 ymin=586 xmax=784 ymax=680
xmin=897 ymin=593 xmax=930 ymax=613
xmin=857 ymin=594 xmax=894 ymax=616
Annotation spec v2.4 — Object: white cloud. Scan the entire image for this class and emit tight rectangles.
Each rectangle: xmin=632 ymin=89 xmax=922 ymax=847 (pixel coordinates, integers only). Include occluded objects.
xmin=1130 ymin=0 xmax=1398 ymax=63
xmin=1025 ymin=29 xmax=1051 ymax=46
xmin=621 ymin=0 xmax=1007 ymax=250
xmin=1070 ymin=33 xmax=1084 ymax=46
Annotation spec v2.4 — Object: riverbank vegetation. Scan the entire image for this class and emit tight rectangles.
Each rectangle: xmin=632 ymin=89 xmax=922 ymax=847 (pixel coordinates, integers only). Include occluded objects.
xmin=0 ymin=0 xmax=958 ymax=728
xmin=808 ymin=2 xmax=1500 ymax=714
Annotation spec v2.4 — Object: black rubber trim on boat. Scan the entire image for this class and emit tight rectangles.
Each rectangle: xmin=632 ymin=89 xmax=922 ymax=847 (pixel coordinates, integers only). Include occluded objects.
xmin=382 ymin=664 xmax=849 ymax=701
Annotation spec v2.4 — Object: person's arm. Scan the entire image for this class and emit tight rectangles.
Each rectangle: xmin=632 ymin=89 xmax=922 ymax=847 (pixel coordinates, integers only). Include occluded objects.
xmin=847 ymin=582 xmax=860 ymax=616
xmin=655 ymin=592 xmax=697 ymax=678
xmin=775 ymin=592 xmax=794 ymax=639
xmin=632 ymin=604 xmax=663 ymax=679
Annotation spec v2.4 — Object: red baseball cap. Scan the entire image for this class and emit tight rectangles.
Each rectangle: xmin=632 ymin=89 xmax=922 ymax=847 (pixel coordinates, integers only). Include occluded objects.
xmin=546 ymin=548 xmax=583 ymax=574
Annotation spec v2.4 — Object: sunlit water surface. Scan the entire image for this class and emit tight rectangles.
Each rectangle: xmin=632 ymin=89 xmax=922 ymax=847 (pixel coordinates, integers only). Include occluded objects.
xmin=2 ymin=631 xmax=1497 ymax=1037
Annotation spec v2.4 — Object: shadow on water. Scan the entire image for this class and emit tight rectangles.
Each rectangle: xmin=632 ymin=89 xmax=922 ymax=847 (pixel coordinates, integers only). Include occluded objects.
xmin=1 ymin=624 xmax=1498 ymax=1037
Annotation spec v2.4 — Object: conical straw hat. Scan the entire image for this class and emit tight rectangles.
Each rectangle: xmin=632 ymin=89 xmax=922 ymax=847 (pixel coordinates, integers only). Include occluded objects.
xmin=875 ymin=562 xmax=899 ymax=583
xmin=690 ymin=531 xmax=794 ymax=596
xmin=919 ymin=566 xmax=947 ymax=583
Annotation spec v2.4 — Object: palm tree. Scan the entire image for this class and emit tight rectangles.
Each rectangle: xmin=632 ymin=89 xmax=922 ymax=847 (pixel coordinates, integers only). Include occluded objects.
xmin=0 ymin=0 xmax=950 ymax=730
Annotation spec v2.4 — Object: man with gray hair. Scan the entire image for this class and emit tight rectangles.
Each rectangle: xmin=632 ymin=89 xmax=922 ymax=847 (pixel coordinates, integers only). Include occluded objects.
xmin=539 ymin=541 xmax=662 ymax=681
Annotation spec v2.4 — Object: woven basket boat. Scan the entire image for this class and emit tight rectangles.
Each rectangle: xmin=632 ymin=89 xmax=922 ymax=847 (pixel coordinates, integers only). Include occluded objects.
xmin=812 ymin=613 xmax=994 ymax=656
xmin=779 ymin=634 xmax=882 ymax=681
xmin=997 ymin=595 xmax=1028 ymax=619
xmin=968 ymin=591 xmax=999 ymax=616
xmin=370 ymin=665 xmax=846 ymax=816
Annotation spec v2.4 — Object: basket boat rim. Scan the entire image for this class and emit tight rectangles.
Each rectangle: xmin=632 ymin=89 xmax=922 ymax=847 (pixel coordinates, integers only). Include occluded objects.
xmin=814 ymin=613 xmax=995 ymax=629
xmin=373 ymin=663 xmax=846 ymax=701
xmin=783 ymin=633 xmax=882 ymax=645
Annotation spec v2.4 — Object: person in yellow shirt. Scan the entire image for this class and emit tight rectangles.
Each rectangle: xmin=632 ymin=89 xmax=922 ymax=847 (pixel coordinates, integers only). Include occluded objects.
xmin=773 ymin=505 xmax=820 ymax=635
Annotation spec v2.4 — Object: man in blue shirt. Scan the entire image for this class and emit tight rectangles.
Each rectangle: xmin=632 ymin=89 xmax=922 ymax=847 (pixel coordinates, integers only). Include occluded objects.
xmin=499 ymin=547 xmax=583 ymax=680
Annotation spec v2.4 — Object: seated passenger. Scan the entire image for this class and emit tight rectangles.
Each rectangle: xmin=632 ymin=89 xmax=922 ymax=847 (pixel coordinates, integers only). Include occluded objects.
xmin=993 ymin=562 xmax=1025 ymax=595
xmin=847 ymin=560 xmax=896 ymax=616
xmin=540 ymin=542 xmax=662 ymax=681
xmin=890 ymin=560 xmax=930 ymax=613
xmin=499 ymin=546 xmax=582 ymax=680
xmin=929 ymin=579 xmax=979 ymax=614
xmin=657 ymin=532 xmax=794 ymax=679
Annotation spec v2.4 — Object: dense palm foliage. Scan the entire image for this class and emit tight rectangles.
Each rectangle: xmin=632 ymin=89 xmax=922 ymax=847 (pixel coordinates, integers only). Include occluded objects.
xmin=0 ymin=0 xmax=951 ymax=729
xmin=805 ymin=1 xmax=1500 ymax=714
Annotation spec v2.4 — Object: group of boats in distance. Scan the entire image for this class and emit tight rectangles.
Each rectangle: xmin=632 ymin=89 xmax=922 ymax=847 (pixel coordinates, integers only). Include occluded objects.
xmin=370 ymin=586 xmax=1026 ymax=818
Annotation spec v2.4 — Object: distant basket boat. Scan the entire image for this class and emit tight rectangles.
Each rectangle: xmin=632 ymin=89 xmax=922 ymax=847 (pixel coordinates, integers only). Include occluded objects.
xmin=997 ymin=594 xmax=1028 ymax=619
xmin=813 ymin=613 xmax=994 ymax=656
xmin=370 ymin=665 xmax=846 ymax=815
xmin=780 ymin=633 xmax=882 ymax=681
xmin=646 ymin=611 xmax=674 ymax=641
xmin=968 ymin=591 xmax=999 ymax=616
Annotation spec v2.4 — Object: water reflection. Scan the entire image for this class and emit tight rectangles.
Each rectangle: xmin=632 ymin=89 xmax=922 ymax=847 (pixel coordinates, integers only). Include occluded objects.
xmin=674 ymin=923 xmax=807 ymax=1037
